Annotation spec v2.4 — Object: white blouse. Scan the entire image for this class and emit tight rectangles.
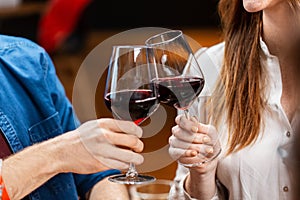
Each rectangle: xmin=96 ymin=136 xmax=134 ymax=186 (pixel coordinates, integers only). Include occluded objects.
xmin=170 ymin=40 xmax=299 ymax=200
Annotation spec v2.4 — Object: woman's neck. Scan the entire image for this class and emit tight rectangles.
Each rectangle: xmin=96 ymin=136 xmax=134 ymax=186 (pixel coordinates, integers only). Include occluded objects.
xmin=262 ymin=2 xmax=300 ymax=122
xmin=263 ymin=2 xmax=298 ymax=57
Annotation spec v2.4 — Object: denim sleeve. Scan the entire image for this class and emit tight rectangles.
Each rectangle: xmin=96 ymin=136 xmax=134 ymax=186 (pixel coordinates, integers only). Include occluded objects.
xmin=74 ymin=169 xmax=121 ymax=199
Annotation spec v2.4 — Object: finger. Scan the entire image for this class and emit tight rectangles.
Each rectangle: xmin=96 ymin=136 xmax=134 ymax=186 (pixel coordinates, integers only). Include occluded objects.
xmin=171 ymin=125 xmax=195 ymax=142
xmin=169 ymin=147 xmax=209 ymax=166
xmin=169 ymin=136 xmax=192 ymax=150
xmin=100 ymin=130 xmax=144 ymax=153
xmin=172 ymin=126 xmax=211 ymax=144
xmin=176 ymin=115 xmax=199 ymax=132
xmin=169 ymin=137 xmax=214 ymax=157
xmin=99 ymin=144 xmax=144 ymax=165
xmin=178 ymin=155 xmax=208 ymax=166
xmin=175 ymin=114 xmax=182 ymax=125
xmin=197 ymin=123 xmax=211 ymax=134
xmin=169 ymin=137 xmax=213 ymax=155
xmin=99 ymin=157 xmax=130 ymax=170
xmin=197 ymin=124 xmax=218 ymax=145
xmin=190 ymin=116 xmax=198 ymax=123
xmin=168 ymin=147 xmax=197 ymax=160
xmin=98 ymin=118 xmax=143 ymax=138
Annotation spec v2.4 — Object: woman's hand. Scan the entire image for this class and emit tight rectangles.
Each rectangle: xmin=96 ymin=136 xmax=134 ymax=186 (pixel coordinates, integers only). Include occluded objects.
xmin=57 ymin=118 xmax=144 ymax=174
xmin=168 ymin=114 xmax=220 ymax=173
xmin=169 ymin=114 xmax=221 ymax=199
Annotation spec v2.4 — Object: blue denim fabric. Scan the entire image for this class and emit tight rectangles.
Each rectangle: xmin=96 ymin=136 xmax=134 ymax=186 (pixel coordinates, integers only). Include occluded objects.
xmin=0 ymin=35 xmax=120 ymax=199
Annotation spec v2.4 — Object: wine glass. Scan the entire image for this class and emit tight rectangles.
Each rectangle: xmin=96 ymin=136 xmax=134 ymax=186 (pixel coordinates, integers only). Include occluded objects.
xmin=104 ymin=45 xmax=158 ymax=184
xmin=145 ymin=30 xmax=204 ymax=119
xmin=146 ymin=30 xmax=221 ymax=167
xmin=129 ymin=179 xmax=174 ymax=200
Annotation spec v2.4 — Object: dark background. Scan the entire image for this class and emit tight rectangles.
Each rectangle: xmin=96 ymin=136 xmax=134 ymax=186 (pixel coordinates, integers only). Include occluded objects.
xmin=0 ymin=0 xmax=220 ymax=43
xmin=82 ymin=0 xmax=220 ymax=28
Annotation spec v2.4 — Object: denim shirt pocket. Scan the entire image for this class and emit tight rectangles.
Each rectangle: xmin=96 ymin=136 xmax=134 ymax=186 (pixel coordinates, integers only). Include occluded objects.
xmin=28 ymin=112 xmax=63 ymax=143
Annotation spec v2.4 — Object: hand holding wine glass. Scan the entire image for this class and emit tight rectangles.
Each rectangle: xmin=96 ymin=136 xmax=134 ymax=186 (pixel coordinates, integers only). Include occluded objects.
xmin=104 ymin=45 xmax=159 ymax=184
xmin=146 ymin=30 xmax=221 ymax=167
xmin=169 ymin=96 xmax=222 ymax=168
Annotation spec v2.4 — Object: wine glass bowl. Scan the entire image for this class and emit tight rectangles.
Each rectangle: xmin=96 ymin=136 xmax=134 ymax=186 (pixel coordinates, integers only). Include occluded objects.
xmin=104 ymin=45 xmax=159 ymax=126
xmin=145 ymin=30 xmax=205 ymax=112
xmin=145 ymin=30 xmax=204 ymax=112
xmin=104 ymin=45 xmax=158 ymax=184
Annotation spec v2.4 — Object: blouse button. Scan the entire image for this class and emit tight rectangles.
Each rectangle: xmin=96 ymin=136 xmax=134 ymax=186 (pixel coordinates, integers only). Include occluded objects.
xmin=286 ymin=131 xmax=291 ymax=138
xmin=283 ymin=186 xmax=289 ymax=192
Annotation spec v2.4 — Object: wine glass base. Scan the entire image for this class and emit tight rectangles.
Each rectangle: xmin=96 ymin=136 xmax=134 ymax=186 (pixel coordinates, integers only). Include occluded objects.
xmin=108 ymin=174 xmax=156 ymax=185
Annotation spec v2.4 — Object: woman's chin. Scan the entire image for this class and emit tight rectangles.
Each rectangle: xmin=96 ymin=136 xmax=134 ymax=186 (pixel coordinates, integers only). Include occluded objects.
xmin=243 ymin=0 xmax=265 ymax=12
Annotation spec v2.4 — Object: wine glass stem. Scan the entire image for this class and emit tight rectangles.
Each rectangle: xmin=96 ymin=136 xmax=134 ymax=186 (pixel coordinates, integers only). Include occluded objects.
xmin=126 ymin=162 xmax=138 ymax=179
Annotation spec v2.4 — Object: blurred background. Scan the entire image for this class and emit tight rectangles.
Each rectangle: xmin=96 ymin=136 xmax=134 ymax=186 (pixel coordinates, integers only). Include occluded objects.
xmin=0 ymin=0 xmax=222 ymax=181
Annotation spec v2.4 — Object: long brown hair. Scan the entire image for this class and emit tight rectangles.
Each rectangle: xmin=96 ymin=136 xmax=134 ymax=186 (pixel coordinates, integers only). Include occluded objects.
xmin=212 ymin=0 xmax=264 ymax=154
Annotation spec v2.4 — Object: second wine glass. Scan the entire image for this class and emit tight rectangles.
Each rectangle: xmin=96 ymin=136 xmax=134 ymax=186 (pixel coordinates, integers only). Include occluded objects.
xmin=145 ymin=30 xmax=220 ymax=167
xmin=145 ymin=30 xmax=205 ymax=118
xmin=104 ymin=45 xmax=159 ymax=184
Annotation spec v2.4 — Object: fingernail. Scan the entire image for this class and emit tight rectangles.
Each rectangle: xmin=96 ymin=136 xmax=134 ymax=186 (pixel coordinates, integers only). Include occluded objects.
xmin=206 ymin=147 xmax=213 ymax=154
xmin=203 ymin=136 xmax=211 ymax=143
xmin=136 ymin=155 xmax=144 ymax=165
xmin=191 ymin=150 xmax=198 ymax=156
xmin=191 ymin=126 xmax=198 ymax=132
xmin=136 ymin=127 xmax=143 ymax=138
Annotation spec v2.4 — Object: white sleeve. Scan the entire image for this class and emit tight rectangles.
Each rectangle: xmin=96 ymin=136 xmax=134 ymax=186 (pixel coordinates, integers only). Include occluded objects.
xmin=169 ymin=164 xmax=227 ymax=200
xmin=168 ymin=163 xmax=189 ymax=199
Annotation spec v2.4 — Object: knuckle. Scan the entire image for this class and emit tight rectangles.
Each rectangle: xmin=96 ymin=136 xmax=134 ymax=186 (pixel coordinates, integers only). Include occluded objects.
xmin=171 ymin=126 xmax=176 ymax=134
xmin=168 ymin=136 xmax=175 ymax=146
xmin=127 ymin=122 xmax=136 ymax=132
xmin=97 ymin=118 xmax=109 ymax=128
xmin=192 ymin=134 xmax=201 ymax=143
xmin=175 ymin=115 xmax=182 ymax=124
xmin=168 ymin=147 xmax=178 ymax=159
xmin=99 ymin=130 xmax=112 ymax=143
xmin=172 ymin=126 xmax=180 ymax=137
xmin=179 ymin=117 xmax=187 ymax=127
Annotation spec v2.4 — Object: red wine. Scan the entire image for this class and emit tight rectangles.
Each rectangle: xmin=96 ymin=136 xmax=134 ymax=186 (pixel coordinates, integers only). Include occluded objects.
xmin=153 ymin=76 xmax=204 ymax=110
xmin=104 ymin=89 xmax=158 ymax=125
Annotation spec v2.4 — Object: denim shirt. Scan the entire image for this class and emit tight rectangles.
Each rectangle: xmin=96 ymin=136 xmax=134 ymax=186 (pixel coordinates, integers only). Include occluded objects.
xmin=0 ymin=35 xmax=120 ymax=199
